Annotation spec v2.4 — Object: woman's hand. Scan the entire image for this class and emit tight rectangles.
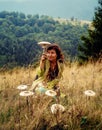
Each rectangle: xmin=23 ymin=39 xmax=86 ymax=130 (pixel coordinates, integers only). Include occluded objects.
xmin=40 ymin=53 xmax=47 ymax=62
xmin=40 ymin=53 xmax=47 ymax=70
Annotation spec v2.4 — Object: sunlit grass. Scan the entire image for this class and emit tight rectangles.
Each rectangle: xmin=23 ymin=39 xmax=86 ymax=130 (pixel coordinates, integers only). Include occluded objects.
xmin=0 ymin=61 xmax=102 ymax=129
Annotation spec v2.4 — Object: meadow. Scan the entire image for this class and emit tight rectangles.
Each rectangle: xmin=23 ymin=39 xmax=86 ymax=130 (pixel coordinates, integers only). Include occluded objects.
xmin=0 ymin=61 xmax=102 ymax=130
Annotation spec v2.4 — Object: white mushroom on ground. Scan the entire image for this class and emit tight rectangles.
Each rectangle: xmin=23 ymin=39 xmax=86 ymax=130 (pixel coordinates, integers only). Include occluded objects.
xmin=17 ymin=85 xmax=28 ymax=90
xmin=84 ymin=90 xmax=96 ymax=96
xmin=19 ymin=91 xmax=34 ymax=97
xmin=45 ymin=90 xmax=57 ymax=97
xmin=51 ymin=104 xmax=65 ymax=114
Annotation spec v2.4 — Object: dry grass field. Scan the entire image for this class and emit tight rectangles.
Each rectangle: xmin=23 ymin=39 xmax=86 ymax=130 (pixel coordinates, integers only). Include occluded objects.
xmin=54 ymin=18 xmax=92 ymax=27
xmin=0 ymin=61 xmax=102 ymax=130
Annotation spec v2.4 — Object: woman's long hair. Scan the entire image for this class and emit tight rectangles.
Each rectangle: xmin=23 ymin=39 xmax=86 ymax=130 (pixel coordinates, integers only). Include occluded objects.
xmin=46 ymin=44 xmax=64 ymax=81
xmin=46 ymin=44 xmax=64 ymax=63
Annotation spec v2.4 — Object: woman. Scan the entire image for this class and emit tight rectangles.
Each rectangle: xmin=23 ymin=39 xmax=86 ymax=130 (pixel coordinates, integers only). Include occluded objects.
xmin=30 ymin=44 xmax=64 ymax=97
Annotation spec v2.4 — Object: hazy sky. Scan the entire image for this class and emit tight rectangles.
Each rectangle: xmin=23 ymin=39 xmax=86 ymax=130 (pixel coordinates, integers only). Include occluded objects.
xmin=0 ymin=0 xmax=98 ymax=20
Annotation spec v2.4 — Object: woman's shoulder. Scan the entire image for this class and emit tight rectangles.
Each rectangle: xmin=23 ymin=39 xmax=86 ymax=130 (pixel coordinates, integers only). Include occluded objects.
xmin=57 ymin=60 xmax=64 ymax=65
xmin=57 ymin=60 xmax=64 ymax=70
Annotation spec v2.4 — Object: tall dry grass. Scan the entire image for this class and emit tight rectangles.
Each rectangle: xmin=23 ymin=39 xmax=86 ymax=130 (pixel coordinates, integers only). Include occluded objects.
xmin=0 ymin=62 xmax=102 ymax=130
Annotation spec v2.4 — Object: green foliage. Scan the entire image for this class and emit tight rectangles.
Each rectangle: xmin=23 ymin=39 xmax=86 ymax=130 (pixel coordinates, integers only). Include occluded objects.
xmin=0 ymin=11 xmax=88 ymax=68
xmin=0 ymin=112 xmax=5 ymax=123
xmin=78 ymin=0 xmax=102 ymax=63
xmin=0 ymin=108 xmax=13 ymax=124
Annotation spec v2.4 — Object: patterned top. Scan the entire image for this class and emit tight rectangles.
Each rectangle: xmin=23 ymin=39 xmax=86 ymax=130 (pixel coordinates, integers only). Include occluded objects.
xmin=32 ymin=59 xmax=64 ymax=89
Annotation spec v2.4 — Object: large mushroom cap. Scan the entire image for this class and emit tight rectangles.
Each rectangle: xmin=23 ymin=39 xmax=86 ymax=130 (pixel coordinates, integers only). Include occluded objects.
xmin=38 ymin=41 xmax=51 ymax=48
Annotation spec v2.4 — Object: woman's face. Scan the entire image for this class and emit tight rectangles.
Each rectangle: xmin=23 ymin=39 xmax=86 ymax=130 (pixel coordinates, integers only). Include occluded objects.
xmin=47 ymin=49 xmax=57 ymax=62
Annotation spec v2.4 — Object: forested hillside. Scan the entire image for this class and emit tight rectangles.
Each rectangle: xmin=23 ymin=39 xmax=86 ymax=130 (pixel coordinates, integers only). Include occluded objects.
xmin=0 ymin=11 xmax=89 ymax=68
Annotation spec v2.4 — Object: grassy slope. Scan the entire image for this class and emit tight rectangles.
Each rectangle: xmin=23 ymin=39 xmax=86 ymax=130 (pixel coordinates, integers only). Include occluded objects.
xmin=0 ymin=61 xmax=102 ymax=130
xmin=54 ymin=18 xmax=92 ymax=26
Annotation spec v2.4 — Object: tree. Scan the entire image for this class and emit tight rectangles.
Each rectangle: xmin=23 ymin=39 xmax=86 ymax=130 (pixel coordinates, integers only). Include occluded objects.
xmin=78 ymin=0 xmax=102 ymax=62
xmin=0 ymin=11 xmax=88 ymax=68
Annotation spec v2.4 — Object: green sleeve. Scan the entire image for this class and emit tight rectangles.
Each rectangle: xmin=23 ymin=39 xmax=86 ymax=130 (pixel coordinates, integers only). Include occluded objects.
xmin=36 ymin=67 xmax=45 ymax=77
xmin=47 ymin=78 xmax=60 ymax=89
